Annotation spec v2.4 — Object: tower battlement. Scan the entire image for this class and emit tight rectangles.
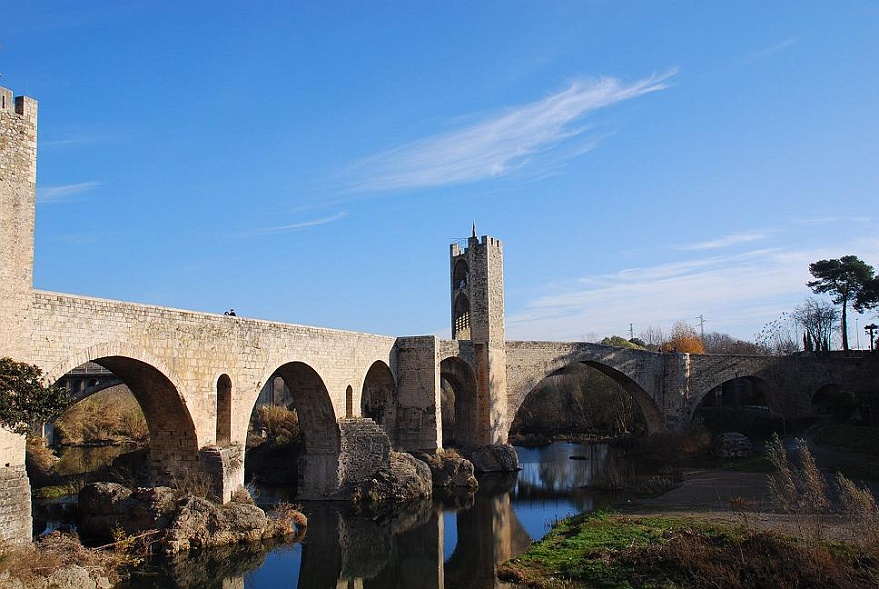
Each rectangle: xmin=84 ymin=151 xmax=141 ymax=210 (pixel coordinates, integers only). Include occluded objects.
xmin=0 ymin=87 xmax=38 ymax=119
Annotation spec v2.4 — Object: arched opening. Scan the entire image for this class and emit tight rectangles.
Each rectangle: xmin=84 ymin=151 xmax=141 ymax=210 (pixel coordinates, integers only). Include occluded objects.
xmin=246 ymin=362 xmax=339 ymax=498
xmin=361 ymin=361 xmax=397 ymax=444
xmin=440 ymin=357 xmax=479 ymax=448
xmin=216 ymin=374 xmax=232 ymax=446
xmin=509 ymin=363 xmax=649 ymax=446
xmin=453 ymin=294 xmax=471 ymax=340
xmin=37 ymin=357 xmax=196 ymax=491
xmin=452 ymin=259 xmax=469 ymax=291
xmin=812 ymin=384 xmax=860 ymax=423
xmin=693 ymin=376 xmax=778 ymax=438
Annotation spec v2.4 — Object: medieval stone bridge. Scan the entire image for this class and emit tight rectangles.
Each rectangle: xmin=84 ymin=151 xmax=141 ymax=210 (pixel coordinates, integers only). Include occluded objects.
xmin=2 ymin=85 xmax=877 ymax=543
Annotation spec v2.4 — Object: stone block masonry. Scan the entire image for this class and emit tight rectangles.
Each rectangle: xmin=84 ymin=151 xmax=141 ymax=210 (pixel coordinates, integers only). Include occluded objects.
xmin=0 ymin=465 xmax=31 ymax=544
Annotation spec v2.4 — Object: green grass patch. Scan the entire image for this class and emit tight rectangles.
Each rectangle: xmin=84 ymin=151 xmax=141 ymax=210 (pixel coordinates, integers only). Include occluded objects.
xmin=721 ymin=454 xmax=774 ymax=473
xmin=498 ymin=512 xmax=879 ymax=589
xmin=814 ymin=424 xmax=879 ymax=458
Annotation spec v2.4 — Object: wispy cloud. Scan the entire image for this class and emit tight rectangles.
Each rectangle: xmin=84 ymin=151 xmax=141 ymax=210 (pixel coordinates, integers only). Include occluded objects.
xmin=37 ymin=181 xmax=101 ymax=203
xmin=741 ymin=37 xmax=800 ymax=64
xmin=342 ymin=70 xmax=677 ymax=193
xmin=237 ymin=211 xmax=347 ymax=237
xmin=679 ymin=230 xmax=769 ymax=251
xmin=506 ymin=240 xmax=879 ymax=343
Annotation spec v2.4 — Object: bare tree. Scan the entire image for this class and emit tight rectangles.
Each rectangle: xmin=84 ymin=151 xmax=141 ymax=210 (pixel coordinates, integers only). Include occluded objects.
xmin=702 ymin=331 xmax=764 ymax=355
xmin=755 ymin=312 xmax=801 ymax=355
xmin=792 ymin=298 xmax=838 ymax=352
xmin=639 ymin=325 xmax=664 ymax=349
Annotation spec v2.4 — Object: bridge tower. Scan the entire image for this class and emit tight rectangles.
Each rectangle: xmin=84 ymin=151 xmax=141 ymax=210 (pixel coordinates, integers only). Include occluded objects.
xmin=0 ymin=86 xmax=38 ymax=543
xmin=450 ymin=226 xmax=509 ymax=445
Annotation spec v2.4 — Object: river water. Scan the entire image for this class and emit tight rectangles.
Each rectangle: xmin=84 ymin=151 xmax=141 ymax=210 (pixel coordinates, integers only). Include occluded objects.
xmin=107 ymin=442 xmax=634 ymax=589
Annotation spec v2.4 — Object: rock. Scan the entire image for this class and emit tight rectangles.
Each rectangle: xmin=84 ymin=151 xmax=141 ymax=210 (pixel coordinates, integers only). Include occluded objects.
xmin=468 ymin=444 xmax=521 ymax=473
xmin=163 ymin=497 xmax=266 ymax=552
xmin=411 ymin=450 xmax=478 ymax=489
xmin=349 ymin=451 xmax=432 ymax=502
xmin=78 ymin=483 xmax=177 ymax=543
xmin=78 ymin=483 xmax=305 ymax=553
xmin=717 ymin=432 xmax=753 ymax=458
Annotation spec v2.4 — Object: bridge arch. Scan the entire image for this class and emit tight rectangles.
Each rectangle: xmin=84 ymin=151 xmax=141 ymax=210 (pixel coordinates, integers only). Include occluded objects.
xmin=687 ymin=364 xmax=778 ymax=420
xmin=440 ymin=356 xmax=481 ymax=447
xmin=509 ymin=356 xmax=663 ymax=434
xmin=45 ymin=344 xmax=197 ymax=484
xmin=361 ymin=360 xmax=397 ymax=445
xmin=252 ymin=361 xmax=340 ymax=498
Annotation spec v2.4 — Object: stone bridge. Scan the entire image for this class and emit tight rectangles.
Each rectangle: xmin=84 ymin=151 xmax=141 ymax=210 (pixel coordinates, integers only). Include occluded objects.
xmin=504 ymin=341 xmax=879 ymax=432
xmin=2 ymin=85 xmax=877 ymax=543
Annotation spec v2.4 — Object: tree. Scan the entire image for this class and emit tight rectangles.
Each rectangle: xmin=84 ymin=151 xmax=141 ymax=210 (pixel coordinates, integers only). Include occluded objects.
xmin=792 ymin=298 xmax=838 ymax=352
xmin=755 ymin=312 xmax=800 ymax=355
xmin=599 ymin=335 xmax=645 ymax=350
xmin=856 ymin=276 xmax=879 ymax=314
xmin=661 ymin=320 xmax=705 ymax=354
xmin=701 ymin=331 xmax=764 ymax=355
xmin=807 ymin=256 xmax=875 ymax=351
xmin=0 ymin=357 xmax=72 ymax=435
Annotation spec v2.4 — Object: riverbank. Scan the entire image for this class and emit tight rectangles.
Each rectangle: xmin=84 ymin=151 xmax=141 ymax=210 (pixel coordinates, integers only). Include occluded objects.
xmin=499 ymin=431 xmax=879 ymax=587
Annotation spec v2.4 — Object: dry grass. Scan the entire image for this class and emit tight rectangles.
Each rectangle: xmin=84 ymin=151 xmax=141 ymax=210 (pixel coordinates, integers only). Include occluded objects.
xmin=0 ymin=532 xmax=133 ymax=585
xmin=55 ymin=387 xmax=148 ymax=445
xmin=251 ymin=405 xmax=302 ymax=447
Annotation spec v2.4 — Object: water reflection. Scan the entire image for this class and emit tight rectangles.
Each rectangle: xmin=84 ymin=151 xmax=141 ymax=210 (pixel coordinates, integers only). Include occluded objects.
xmin=119 ymin=443 xmax=629 ymax=589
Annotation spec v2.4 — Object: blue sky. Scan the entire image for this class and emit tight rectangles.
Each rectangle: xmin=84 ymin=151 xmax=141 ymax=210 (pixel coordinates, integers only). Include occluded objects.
xmin=3 ymin=1 xmax=877 ymax=345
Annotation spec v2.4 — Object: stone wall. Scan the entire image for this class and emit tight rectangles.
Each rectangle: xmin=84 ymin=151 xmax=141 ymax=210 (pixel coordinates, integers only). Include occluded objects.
xmin=338 ymin=418 xmax=390 ymax=490
xmin=0 ymin=464 xmax=31 ymax=544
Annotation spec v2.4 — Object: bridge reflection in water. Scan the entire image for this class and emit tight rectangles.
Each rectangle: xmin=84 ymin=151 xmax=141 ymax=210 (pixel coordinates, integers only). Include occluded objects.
xmin=121 ymin=443 xmax=628 ymax=589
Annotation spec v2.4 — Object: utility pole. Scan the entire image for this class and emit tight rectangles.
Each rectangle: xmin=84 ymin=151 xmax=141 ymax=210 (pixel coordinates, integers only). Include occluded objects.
xmin=696 ymin=314 xmax=706 ymax=339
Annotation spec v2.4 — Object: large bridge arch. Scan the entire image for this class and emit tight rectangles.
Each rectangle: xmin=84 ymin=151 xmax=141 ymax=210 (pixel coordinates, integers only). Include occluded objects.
xmin=251 ymin=360 xmax=341 ymax=498
xmin=509 ymin=358 xmax=664 ymax=435
xmin=45 ymin=343 xmax=198 ymax=484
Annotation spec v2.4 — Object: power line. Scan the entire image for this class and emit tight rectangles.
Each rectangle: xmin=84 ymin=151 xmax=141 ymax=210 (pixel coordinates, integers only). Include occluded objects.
xmin=695 ymin=314 xmax=706 ymax=339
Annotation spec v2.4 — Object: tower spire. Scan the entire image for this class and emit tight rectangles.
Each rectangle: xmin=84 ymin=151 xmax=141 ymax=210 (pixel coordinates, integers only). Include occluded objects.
xmin=471 ymin=221 xmax=477 ymax=238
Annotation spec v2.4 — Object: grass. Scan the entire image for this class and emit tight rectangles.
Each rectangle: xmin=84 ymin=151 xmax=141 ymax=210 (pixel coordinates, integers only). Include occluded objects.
xmin=54 ymin=386 xmax=148 ymax=446
xmin=814 ymin=424 xmax=879 ymax=458
xmin=0 ymin=532 xmax=133 ymax=586
xmin=498 ymin=511 xmax=879 ymax=589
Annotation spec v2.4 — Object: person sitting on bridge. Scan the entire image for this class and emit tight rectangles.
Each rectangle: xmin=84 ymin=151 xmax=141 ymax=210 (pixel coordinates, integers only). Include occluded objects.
xmin=224 ymin=308 xmax=237 ymax=316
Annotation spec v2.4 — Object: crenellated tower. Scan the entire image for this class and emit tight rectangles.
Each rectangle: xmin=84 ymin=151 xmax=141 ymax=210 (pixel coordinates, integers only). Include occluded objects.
xmin=0 ymin=86 xmax=38 ymax=544
xmin=450 ymin=226 xmax=509 ymax=445
xmin=0 ymin=87 xmax=38 ymax=361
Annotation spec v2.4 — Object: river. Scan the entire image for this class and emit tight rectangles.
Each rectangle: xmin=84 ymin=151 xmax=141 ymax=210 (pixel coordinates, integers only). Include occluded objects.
xmin=102 ymin=442 xmax=634 ymax=588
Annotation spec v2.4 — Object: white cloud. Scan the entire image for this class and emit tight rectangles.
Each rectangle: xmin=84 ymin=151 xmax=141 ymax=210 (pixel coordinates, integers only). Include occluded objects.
xmin=37 ymin=181 xmax=101 ymax=203
xmin=343 ymin=70 xmax=677 ymax=192
xmin=238 ymin=211 xmax=347 ymax=237
xmin=741 ymin=37 xmax=800 ymax=64
xmin=507 ymin=247 xmax=829 ymax=343
xmin=678 ymin=231 xmax=769 ymax=251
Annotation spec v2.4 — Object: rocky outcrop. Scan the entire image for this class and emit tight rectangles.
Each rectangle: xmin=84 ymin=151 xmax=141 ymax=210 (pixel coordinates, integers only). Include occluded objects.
xmin=716 ymin=432 xmax=753 ymax=458
xmin=162 ymin=496 xmax=298 ymax=553
xmin=78 ymin=483 xmax=177 ymax=543
xmin=77 ymin=483 xmax=305 ymax=554
xmin=467 ymin=444 xmax=521 ymax=473
xmin=348 ymin=451 xmax=432 ymax=503
xmin=411 ymin=450 xmax=478 ymax=489
xmin=0 ymin=567 xmax=112 ymax=589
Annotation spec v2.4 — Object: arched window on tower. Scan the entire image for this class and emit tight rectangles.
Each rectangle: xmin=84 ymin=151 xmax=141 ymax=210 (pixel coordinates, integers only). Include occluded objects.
xmin=453 ymin=294 xmax=471 ymax=340
xmin=452 ymin=259 xmax=469 ymax=292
